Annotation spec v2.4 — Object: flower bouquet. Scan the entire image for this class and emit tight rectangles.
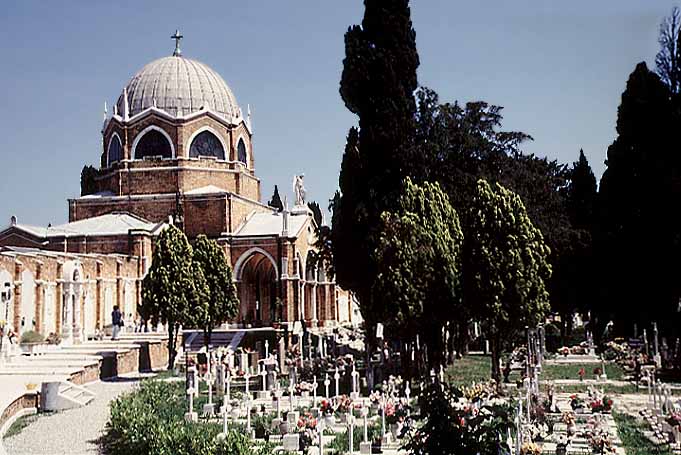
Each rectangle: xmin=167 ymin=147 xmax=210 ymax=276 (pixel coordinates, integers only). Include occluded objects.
xmin=569 ymin=394 xmax=585 ymax=411
xmin=296 ymin=413 xmax=318 ymax=452
xmin=578 ymin=367 xmax=586 ymax=381
xmin=667 ymin=412 xmax=681 ymax=428
xmin=520 ymin=441 xmax=542 ymax=455
xmin=558 ymin=346 xmax=570 ymax=357
xmin=590 ymin=396 xmax=613 ymax=413
xmin=319 ymin=399 xmax=334 ymax=416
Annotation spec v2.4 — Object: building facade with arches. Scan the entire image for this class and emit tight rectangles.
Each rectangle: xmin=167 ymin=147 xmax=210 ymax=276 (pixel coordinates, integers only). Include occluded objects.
xmin=0 ymin=36 xmax=356 ymax=342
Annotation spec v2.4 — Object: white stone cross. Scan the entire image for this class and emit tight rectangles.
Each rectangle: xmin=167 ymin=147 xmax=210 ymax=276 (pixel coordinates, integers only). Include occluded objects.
xmin=265 ymin=339 xmax=269 ymax=359
xmin=185 ymin=387 xmax=198 ymax=422
xmin=351 ymin=364 xmax=360 ymax=395
xmin=312 ymin=375 xmax=318 ymax=406
xmin=334 ymin=367 xmax=340 ymax=397
xmin=318 ymin=417 xmax=325 ymax=455
xmin=348 ymin=412 xmax=355 ymax=455
xmin=222 ymin=402 xmax=230 ymax=434
xmin=206 ymin=372 xmax=213 ymax=405
xmin=381 ymin=396 xmax=386 ymax=438
xmin=405 ymin=381 xmax=411 ymax=417
xmin=289 ymin=384 xmax=295 ymax=411
xmin=439 ymin=365 xmax=445 ymax=383
xmin=246 ymin=395 xmax=252 ymax=433
xmin=361 ymin=405 xmax=369 ymax=442
xmin=245 ymin=371 xmax=250 ymax=397
xmin=324 ymin=374 xmax=330 ymax=399
xmin=275 ymin=388 xmax=282 ymax=419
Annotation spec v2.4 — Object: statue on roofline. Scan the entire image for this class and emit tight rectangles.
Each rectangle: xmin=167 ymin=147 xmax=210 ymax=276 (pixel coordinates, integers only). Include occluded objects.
xmin=293 ymin=174 xmax=306 ymax=207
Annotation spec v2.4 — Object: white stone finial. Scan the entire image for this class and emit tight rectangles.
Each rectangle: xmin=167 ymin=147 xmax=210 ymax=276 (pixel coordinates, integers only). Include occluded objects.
xmin=103 ymin=101 xmax=108 ymax=123
xmin=282 ymin=196 xmax=289 ymax=237
xmin=122 ymin=87 xmax=129 ymax=121
xmin=247 ymin=104 xmax=252 ymax=130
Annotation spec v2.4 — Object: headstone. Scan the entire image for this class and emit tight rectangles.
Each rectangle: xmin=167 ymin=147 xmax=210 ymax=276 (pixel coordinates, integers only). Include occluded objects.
xmin=185 ymin=388 xmax=198 ymax=422
xmin=348 ymin=413 xmax=355 ymax=454
xmin=287 ymin=410 xmax=300 ymax=424
xmin=282 ymin=433 xmax=300 ymax=452
xmin=203 ymin=372 xmax=215 ymax=415
xmin=351 ymin=365 xmax=360 ymax=399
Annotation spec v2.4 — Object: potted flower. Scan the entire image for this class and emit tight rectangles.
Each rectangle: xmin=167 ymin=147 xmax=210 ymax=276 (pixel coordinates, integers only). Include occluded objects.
xmin=520 ymin=441 xmax=542 ymax=455
xmin=561 ymin=411 xmax=576 ymax=437
xmin=569 ymin=394 xmax=585 ymax=411
xmin=578 ymin=367 xmax=586 ymax=381
xmin=385 ymin=399 xmax=407 ymax=439
xmin=319 ymin=399 xmax=335 ymax=426
xmin=296 ymin=413 xmax=318 ymax=453
xmin=593 ymin=367 xmax=602 ymax=380
xmin=335 ymin=395 xmax=352 ymax=422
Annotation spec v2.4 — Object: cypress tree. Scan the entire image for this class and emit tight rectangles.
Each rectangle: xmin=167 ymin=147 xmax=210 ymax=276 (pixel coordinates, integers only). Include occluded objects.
xmin=268 ymin=185 xmax=283 ymax=212
xmin=335 ymin=0 xmax=420 ymax=331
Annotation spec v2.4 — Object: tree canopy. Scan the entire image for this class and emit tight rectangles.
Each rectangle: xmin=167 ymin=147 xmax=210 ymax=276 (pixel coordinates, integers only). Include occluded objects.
xmin=140 ymin=225 xmax=198 ymax=369
xmin=192 ymin=235 xmax=239 ymax=348
xmin=466 ymin=179 xmax=552 ymax=381
xmin=373 ymin=178 xmax=463 ymax=370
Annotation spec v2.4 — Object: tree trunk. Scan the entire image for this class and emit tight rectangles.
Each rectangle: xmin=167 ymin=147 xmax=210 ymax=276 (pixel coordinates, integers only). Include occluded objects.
xmin=167 ymin=321 xmax=176 ymax=370
xmin=490 ymin=331 xmax=501 ymax=383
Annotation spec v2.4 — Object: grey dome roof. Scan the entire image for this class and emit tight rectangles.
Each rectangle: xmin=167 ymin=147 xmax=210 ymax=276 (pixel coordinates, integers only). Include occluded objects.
xmin=116 ymin=56 xmax=239 ymax=120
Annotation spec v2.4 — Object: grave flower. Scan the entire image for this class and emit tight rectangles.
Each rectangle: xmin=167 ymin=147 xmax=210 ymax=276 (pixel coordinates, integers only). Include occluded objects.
xmin=666 ymin=412 xmax=681 ymax=427
xmin=578 ymin=367 xmax=586 ymax=381
xmin=520 ymin=441 xmax=542 ymax=455
xmin=569 ymin=394 xmax=585 ymax=410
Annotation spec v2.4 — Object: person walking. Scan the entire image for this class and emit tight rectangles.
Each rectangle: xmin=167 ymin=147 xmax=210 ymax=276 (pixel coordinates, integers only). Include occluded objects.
xmin=111 ymin=305 xmax=123 ymax=340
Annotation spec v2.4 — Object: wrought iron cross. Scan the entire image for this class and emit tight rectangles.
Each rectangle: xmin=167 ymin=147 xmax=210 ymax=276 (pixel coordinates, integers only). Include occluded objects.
xmin=171 ymin=29 xmax=183 ymax=56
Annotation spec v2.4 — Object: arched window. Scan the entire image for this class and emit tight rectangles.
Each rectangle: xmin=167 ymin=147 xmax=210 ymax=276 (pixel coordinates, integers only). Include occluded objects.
xmin=108 ymin=135 xmax=122 ymax=165
xmin=237 ymin=138 xmax=247 ymax=165
xmin=189 ymin=130 xmax=225 ymax=160
xmin=134 ymin=129 xmax=172 ymax=159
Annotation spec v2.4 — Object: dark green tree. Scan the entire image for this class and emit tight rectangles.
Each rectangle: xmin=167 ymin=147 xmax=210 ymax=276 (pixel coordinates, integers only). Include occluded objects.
xmin=373 ymin=178 xmax=463 ymax=372
xmin=268 ymin=185 xmax=284 ymax=212
xmin=335 ymin=0 xmax=420 ymax=342
xmin=80 ymin=165 xmax=99 ymax=196
xmin=307 ymin=201 xmax=323 ymax=227
xmin=466 ymin=180 xmax=552 ymax=381
xmin=140 ymin=225 xmax=198 ymax=369
xmin=596 ymin=62 xmax=679 ymax=337
xmin=192 ymin=235 xmax=239 ymax=348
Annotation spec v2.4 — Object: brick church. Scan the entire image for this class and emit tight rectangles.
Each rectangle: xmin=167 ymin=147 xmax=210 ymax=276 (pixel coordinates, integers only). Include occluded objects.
xmin=0 ymin=33 xmax=357 ymax=344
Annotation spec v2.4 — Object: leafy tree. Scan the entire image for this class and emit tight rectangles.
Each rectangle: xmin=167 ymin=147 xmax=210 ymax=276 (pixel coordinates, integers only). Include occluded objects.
xmin=656 ymin=7 xmax=681 ymax=95
xmin=466 ymin=180 xmax=551 ymax=381
xmin=596 ymin=62 xmax=679 ymax=337
xmin=335 ymin=0 xmax=420 ymax=340
xmin=192 ymin=235 xmax=239 ymax=348
xmin=80 ymin=165 xmax=99 ymax=196
xmin=373 ymin=178 xmax=463 ymax=372
xmin=404 ymin=381 xmax=514 ymax=455
xmin=140 ymin=225 xmax=198 ymax=369
xmin=551 ymin=150 xmax=597 ymax=340
xmin=268 ymin=185 xmax=283 ymax=212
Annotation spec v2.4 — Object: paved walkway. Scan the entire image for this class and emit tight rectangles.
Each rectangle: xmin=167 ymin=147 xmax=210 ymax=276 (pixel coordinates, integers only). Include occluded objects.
xmin=2 ymin=373 xmax=153 ymax=455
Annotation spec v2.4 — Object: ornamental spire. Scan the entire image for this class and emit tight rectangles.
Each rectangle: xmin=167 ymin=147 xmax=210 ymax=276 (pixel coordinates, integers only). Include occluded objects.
xmin=171 ymin=29 xmax=183 ymax=57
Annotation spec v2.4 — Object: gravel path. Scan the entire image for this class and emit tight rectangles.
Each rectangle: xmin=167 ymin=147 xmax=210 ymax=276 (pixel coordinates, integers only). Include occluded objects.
xmin=3 ymin=374 xmax=152 ymax=455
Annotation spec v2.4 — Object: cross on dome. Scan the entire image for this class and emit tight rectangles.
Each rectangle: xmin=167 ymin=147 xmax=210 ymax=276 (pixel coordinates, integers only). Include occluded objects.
xmin=171 ymin=29 xmax=183 ymax=56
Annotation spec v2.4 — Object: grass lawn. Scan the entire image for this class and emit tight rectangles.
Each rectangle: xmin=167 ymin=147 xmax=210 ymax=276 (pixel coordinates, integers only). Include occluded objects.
xmin=614 ymin=412 xmax=672 ymax=455
xmin=446 ymin=355 xmax=626 ymax=386
xmin=541 ymin=362 xmax=625 ymax=381
xmin=3 ymin=414 xmax=38 ymax=439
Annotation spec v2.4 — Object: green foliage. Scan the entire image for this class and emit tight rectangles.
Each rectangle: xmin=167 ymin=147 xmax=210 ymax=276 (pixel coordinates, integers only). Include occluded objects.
xmin=267 ymin=185 xmax=283 ymax=212
xmin=192 ymin=235 xmax=239 ymax=347
xmin=335 ymin=0 xmax=420 ymax=334
xmin=467 ymin=180 xmax=551 ymax=380
xmin=614 ymin=412 xmax=673 ymax=455
xmin=103 ymin=380 xmax=273 ymax=455
xmin=140 ymin=225 xmax=197 ymax=368
xmin=327 ymin=422 xmax=381 ymax=454
xmin=404 ymin=382 xmax=514 ymax=455
xmin=3 ymin=414 xmax=37 ymax=439
xmin=80 ymin=165 xmax=99 ymax=196
xmin=596 ymin=62 xmax=680 ymax=337
xmin=19 ymin=330 xmax=44 ymax=344
xmin=373 ymin=178 xmax=463 ymax=367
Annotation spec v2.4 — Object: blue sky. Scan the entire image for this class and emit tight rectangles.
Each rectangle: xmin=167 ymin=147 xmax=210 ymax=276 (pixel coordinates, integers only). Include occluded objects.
xmin=0 ymin=1 xmax=675 ymax=226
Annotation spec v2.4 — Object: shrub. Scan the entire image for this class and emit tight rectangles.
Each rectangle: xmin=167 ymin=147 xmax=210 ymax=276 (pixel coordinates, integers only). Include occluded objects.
xmin=102 ymin=379 xmax=265 ymax=455
xmin=20 ymin=330 xmax=44 ymax=344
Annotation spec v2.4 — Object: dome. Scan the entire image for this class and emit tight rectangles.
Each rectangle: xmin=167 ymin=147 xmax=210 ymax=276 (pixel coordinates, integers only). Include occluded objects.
xmin=116 ymin=55 xmax=239 ymax=120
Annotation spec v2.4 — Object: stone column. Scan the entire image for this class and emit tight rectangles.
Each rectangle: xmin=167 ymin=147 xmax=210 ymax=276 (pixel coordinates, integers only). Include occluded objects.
xmin=95 ymin=262 xmax=103 ymax=330
xmin=73 ymin=282 xmax=83 ymax=344
xmin=55 ymin=263 xmax=63 ymax=334
xmin=299 ymin=280 xmax=305 ymax=321
xmin=35 ymin=264 xmax=43 ymax=334
xmin=12 ymin=261 xmax=22 ymax=333
xmin=62 ymin=285 xmax=73 ymax=344
xmin=312 ymin=283 xmax=318 ymax=325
